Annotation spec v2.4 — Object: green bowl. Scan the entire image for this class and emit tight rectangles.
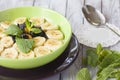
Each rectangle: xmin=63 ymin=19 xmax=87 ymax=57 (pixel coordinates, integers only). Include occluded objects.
xmin=0 ymin=6 xmax=72 ymax=69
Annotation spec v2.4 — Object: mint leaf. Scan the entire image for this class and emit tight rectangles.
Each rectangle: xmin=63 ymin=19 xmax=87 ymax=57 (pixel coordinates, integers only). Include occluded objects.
xmin=31 ymin=22 xmax=35 ymax=28
xmin=4 ymin=24 xmax=23 ymax=36
xmin=25 ymin=18 xmax=31 ymax=30
xmin=30 ymin=28 xmax=42 ymax=34
xmin=110 ymin=68 xmax=120 ymax=78
xmin=16 ymin=38 xmax=34 ymax=53
xmin=99 ymin=53 xmax=120 ymax=70
xmin=96 ymin=43 xmax=103 ymax=54
xmin=86 ymin=48 xmax=98 ymax=67
xmin=98 ymin=49 xmax=112 ymax=63
xmin=97 ymin=63 xmax=120 ymax=80
xmin=116 ymin=72 xmax=120 ymax=80
xmin=96 ymin=66 xmax=114 ymax=80
xmin=76 ymin=68 xmax=91 ymax=80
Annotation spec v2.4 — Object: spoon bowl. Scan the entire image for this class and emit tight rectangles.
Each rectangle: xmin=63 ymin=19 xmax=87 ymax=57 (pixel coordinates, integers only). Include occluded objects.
xmin=82 ymin=5 xmax=120 ymax=37
xmin=82 ymin=5 xmax=106 ymax=26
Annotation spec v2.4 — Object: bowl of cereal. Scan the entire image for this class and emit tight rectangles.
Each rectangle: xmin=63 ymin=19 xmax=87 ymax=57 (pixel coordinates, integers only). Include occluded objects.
xmin=0 ymin=6 xmax=72 ymax=69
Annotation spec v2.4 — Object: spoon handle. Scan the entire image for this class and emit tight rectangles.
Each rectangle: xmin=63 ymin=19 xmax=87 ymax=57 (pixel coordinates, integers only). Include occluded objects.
xmin=106 ymin=23 xmax=120 ymax=37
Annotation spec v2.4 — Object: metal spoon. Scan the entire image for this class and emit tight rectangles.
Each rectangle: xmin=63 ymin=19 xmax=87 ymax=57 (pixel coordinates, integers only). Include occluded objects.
xmin=82 ymin=5 xmax=120 ymax=37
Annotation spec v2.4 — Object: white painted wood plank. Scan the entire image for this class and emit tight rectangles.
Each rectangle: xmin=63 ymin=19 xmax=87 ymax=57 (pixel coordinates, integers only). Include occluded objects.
xmin=35 ymin=0 xmax=67 ymax=16
xmin=0 ymin=0 xmax=34 ymax=10
xmin=64 ymin=0 xmax=84 ymax=33
xmin=82 ymin=0 xmax=102 ymax=60
xmin=47 ymin=0 xmax=67 ymax=16
xmin=42 ymin=74 xmax=60 ymax=80
xmin=81 ymin=0 xmax=102 ymax=79
xmin=60 ymin=0 xmax=84 ymax=80
xmin=61 ymin=45 xmax=82 ymax=80
xmin=34 ymin=0 xmax=51 ymax=8
xmin=101 ymin=0 xmax=120 ymax=51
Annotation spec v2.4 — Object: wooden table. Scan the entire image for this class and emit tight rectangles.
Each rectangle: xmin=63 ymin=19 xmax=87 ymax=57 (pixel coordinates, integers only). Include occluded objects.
xmin=0 ymin=0 xmax=120 ymax=80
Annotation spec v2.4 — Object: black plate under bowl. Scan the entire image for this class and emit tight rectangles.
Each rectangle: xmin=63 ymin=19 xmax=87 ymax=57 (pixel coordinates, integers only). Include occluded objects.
xmin=0 ymin=34 xmax=79 ymax=80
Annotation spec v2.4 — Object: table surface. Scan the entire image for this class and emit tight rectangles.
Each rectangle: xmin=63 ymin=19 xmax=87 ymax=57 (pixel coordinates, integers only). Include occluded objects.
xmin=0 ymin=0 xmax=120 ymax=80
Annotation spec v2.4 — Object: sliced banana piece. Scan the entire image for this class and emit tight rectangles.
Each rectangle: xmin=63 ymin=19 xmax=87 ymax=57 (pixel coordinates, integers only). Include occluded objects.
xmin=18 ymin=50 xmax=35 ymax=59
xmin=13 ymin=17 xmax=26 ymax=25
xmin=46 ymin=30 xmax=64 ymax=40
xmin=0 ymin=21 xmax=11 ymax=29
xmin=34 ymin=46 xmax=51 ymax=57
xmin=0 ymin=27 xmax=7 ymax=39
xmin=44 ymin=39 xmax=62 ymax=51
xmin=13 ymin=43 xmax=20 ymax=52
xmin=41 ymin=22 xmax=59 ymax=30
xmin=0 ymin=33 xmax=7 ymax=39
xmin=30 ymin=17 xmax=45 ymax=27
xmin=1 ymin=47 xmax=18 ymax=59
xmin=0 ymin=27 xmax=5 ymax=33
xmin=33 ymin=37 xmax=46 ymax=47
xmin=0 ymin=44 xmax=4 ymax=53
xmin=1 ymin=36 xmax=14 ymax=48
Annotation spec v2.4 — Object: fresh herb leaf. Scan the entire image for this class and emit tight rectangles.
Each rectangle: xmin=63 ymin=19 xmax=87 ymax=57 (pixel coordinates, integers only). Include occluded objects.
xmin=78 ymin=44 xmax=120 ymax=80
xmin=76 ymin=68 xmax=91 ymax=80
xmin=4 ymin=24 xmax=23 ymax=36
xmin=98 ymin=49 xmax=112 ymax=64
xmin=96 ymin=65 xmax=114 ymax=80
xmin=109 ymin=69 xmax=120 ymax=78
xmin=97 ymin=63 xmax=120 ymax=80
xmin=116 ymin=72 xmax=120 ymax=80
xmin=25 ymin=18 xmax=42 ymax=34
xmin=25 ymin=18 xmax=31 ymax=30
xmin=30 ymin=28 xmax=42 ymax=34
xmin=16 ymin=38 xmax=34 ymax=53
xmin=86 ymin=48 xmax=98 ymax=67
xmin=31 ymin=22 xmax=35 ymax=28
xmin=82 ymin=56 xmax=88 ymax=66
xmin=96 ymin=43 xmax=103 ymax=54
xmin=99 ymin=53 xmax=120 ymax=70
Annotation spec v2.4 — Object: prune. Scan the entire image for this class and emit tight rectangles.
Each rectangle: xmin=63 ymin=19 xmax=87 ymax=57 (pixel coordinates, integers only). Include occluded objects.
xmin=21 ymin=33 xmax=32 ymax=39
xmin=17 ymin=23 xmax=26 ymax=30
xmin=39 ymin=31 xmax=48 ymax=38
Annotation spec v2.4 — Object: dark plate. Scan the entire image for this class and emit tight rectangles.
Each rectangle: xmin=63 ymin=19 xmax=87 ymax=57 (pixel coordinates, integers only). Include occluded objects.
xmin=0 ymin=34 xmax=79 ymax=80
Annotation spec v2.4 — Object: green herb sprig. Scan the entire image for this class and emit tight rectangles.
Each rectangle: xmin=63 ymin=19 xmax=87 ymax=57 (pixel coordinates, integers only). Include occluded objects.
xmin=76 ymin=44 xmax=120 ymax=80
xmin=25 ymin=18 xmax=42 ymax=34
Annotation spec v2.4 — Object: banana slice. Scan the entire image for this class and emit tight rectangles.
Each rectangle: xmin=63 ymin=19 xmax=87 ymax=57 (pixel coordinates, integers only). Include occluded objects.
xmin=13 ymin=43 xmax=20 ymax=52
xmin=34 ymin=46 xmax=51 ymax=57
xmin=46 ymin=30 xmax=64 ymax=40
xmin=44 ymin=39 xmax=62 ymax=51
xmin=13 ymin=17 xmax=26 ymax=25
xmin=0 ymin=44 xmax=4 ymax=53
xmin=0 ymin=27 xmax=5 ymax=33
xmin=1 ymin=36 xmax=14 ymax=48
xmin=1 ymin=47 xmax=18 ymax=59
xmin=0 ymin=27 xmax=7 ymax=39
xmin=0 ymin=33 xmax=7 ymax=39
xmin=41 ymin=22 xmax=59 ymax=30
xmin=18 ymin=50 xmax=35 ymax=59
xmin=30 ymin=17 xmax=45 ymax=27
xmin=0 ymin=21 xmax=11 ymax=29
xmin=33 ymin=37 xmax=46 ymax=47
